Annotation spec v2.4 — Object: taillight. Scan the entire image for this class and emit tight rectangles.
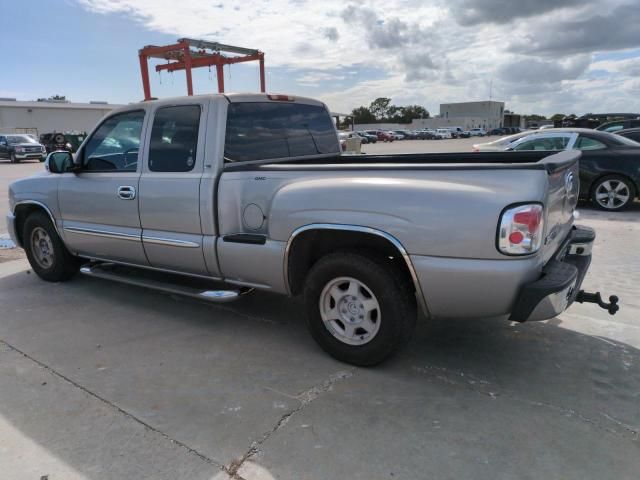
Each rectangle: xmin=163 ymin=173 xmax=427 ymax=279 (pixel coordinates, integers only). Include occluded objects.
xmin=267 ymin=94 xmax=295 ymax=101
xmin=497 ymin=203 xmax=544 ymax=255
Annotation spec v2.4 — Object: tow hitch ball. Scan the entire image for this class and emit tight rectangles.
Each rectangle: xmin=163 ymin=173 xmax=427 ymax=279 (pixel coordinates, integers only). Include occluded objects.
xmin=575 ymin=291 xmax=620 ymax=315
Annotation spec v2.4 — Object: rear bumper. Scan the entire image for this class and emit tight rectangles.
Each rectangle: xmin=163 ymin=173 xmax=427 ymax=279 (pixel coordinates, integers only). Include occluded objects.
xmin=509 ymin=225 xmax=594 ymax=322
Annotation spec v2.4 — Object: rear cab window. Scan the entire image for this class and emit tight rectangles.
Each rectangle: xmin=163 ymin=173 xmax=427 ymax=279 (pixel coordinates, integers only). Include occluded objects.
xmin=224 ymin=102 xmax=339 ymax=162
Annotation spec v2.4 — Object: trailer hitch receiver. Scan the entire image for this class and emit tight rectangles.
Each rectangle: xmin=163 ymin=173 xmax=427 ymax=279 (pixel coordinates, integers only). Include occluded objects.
xmin=575 ymin=290 xmax=619 ymax=315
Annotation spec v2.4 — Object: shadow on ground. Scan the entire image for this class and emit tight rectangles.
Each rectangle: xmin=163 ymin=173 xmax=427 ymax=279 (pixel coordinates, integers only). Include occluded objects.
xmin=1 ymin=267 xmax=639 ymax=479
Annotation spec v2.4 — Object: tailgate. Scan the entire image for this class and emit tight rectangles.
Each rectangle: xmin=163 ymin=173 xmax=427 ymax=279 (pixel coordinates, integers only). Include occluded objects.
xmin=539 ymin=150 xmax=581 ymax=263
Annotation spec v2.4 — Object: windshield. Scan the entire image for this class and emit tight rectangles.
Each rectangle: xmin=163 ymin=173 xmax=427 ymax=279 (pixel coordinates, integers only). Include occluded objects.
xmin=7 ymin=135 xmax=37 ymax=144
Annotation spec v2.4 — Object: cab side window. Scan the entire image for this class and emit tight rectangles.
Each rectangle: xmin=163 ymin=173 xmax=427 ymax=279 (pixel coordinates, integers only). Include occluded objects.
xmin=83 ymin=110 xmax=145 ymax=172
xmin=148 ymin=105 xmax=201 ymax=172
xmin=575 ymin=136 xmax=607 ymax=151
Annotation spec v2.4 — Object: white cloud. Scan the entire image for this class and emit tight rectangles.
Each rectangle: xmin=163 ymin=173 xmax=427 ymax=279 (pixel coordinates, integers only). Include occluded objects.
xmin=76 ymin=0 xmax=640 ymax=116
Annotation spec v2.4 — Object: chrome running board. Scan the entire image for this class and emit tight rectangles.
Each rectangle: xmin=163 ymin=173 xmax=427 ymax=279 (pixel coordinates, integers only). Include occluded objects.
xmin=80 ymin=262 xmax=251 ymax=303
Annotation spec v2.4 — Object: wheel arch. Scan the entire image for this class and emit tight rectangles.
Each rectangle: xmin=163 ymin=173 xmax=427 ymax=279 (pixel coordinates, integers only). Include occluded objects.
xmin=283 ymin=224 xmax=429 ymax=317
xmin=13 ymin=201 xmax=60 ymax=248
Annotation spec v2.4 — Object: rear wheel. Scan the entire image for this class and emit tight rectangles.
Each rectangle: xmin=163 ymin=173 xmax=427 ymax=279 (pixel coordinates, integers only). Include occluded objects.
xmin=10 ymin=152 xmax=19 ymax=164
xmin=591 ymin=175 xmax=635 ymax=211
xmin=304 ymin=252 xmax=416 ymax=366
xmin=23 ymin=211 xmax=80 ymax=281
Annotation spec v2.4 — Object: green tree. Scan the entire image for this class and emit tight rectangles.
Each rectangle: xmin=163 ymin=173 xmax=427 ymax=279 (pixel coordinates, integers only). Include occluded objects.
xmin=393 ymin=105 xmax=430 ymax=123
xmin=550 ymin=113 xmax=565 ymax=122
xmin=525 ymin=114 xmax=546 ymax=121
xmin=369 ymin=97 xmax=393 ymax=121
xmin=350 ymin=106 xmax=376 ymax=124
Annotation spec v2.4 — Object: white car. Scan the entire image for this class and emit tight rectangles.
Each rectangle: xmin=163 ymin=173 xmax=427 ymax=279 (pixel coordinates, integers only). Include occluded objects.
xmin=469 ymin=128 xmax=486 ymax=137
xmin=388 ymin=131 xmax=405 ymax=140
xmin=435 ymin=128 xmax=452 ymax=139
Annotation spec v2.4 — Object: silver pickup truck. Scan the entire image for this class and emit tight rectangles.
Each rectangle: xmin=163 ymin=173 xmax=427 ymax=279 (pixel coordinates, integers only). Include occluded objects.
xmin=6 ymin=93 xmax=618 ymax=365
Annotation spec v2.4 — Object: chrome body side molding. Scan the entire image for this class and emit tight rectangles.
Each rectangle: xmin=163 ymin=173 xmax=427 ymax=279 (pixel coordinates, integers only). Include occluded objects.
xmin=64 ymin=226 xmax=141 ymax=242
xmin=142 ymin=235 xmax=200 ymax=248
xmin=283 ymin=223 xmax=430 ymax=317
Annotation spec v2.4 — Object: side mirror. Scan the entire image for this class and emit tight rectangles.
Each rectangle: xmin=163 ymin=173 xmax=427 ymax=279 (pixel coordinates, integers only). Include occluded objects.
xmin=46 ymin=151 xmax=74 ymax=174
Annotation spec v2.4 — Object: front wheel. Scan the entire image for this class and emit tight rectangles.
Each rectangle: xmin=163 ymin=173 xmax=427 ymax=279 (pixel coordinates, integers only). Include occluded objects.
xmin=591 ymin=175 xmax=636 ymax=211
xmin=23 ymin=211 xmax=81 ymax=281
xmin=304 ymin=252 xmax=416 ymax=366
xmin=10 ymin=152 xmax=19 ymax=164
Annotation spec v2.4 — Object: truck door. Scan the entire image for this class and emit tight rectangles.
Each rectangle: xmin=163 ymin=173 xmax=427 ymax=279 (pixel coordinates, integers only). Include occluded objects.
xmin=138 ymin=102 xmax=212 ymax=276
xmin=58 ymin=110 xmax=149 ymax=265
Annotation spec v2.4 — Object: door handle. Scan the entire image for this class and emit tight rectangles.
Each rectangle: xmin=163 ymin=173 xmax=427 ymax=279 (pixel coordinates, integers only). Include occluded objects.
xmin=117 ymin=186 xmax=136 ymax=200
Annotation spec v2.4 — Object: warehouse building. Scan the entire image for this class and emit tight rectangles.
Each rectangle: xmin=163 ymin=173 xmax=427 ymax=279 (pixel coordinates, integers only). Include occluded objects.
xmin=0 ymin=99 xmax=123 ymax=137
xmin=410 ymin=100 xmax=505 ymax=131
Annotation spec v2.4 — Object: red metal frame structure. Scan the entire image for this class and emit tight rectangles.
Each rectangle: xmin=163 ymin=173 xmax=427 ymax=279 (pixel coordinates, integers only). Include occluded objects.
xmin=138 ymin=38 xmax=265 ymax=100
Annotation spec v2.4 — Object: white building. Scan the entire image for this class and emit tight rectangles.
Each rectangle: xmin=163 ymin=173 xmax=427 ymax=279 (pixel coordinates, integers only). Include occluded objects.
xmin=411 ymin=100 xmax=505 ymax=131
xmin=0 ymin=99 xmax=123 ymax=137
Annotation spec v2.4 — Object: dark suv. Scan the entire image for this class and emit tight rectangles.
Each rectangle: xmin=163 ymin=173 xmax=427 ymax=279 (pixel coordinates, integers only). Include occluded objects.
xmin=0 ymin=134 xmax=47 ymax=163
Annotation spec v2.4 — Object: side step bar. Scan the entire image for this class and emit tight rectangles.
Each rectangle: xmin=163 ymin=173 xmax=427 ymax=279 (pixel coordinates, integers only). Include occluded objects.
xmin=80 ymin=263 xmax=251 ymax=303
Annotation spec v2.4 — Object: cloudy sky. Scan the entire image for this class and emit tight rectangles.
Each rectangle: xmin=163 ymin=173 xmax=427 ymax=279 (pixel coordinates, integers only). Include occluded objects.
xmin=3 ymin=0 xmax=640 ymax=116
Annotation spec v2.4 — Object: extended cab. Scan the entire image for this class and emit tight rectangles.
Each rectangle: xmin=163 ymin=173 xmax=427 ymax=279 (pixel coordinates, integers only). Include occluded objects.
xmin=6 ymin=94 xmax=617 ymax=365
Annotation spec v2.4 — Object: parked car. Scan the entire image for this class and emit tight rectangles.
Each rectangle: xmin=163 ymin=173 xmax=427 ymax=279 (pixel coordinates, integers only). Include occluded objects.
xmin=338 ymin=132 xmax=362 ymax=151
xmin=595 ymin=119 xmax=640 ymax=133
xmin=366 ymin=130 xmax=394 ymax=142
xmin=435 ymin=128 xmax=452 ymax=139
xmin=503 ymin=129 xmax=640 ymax=210
xmin=469 ymin=128 xmax=487 ymax=137
xmin=0 ymin=133 xmax=47 ymax=163
xmin=7 ymin=93 xmax=618 ymax=366
xmin=345 ymin=131 xmax=368 ymax=144
xmin=396 ymin=130 xmax=418 ymax=140
xmin=389 ymin=131 xmax=405 ymax=140
xmin=489 ymin=128 xmax=506 ymax=135
xmin=415 ymin=130 xmax=436 ymax=140
xmin=425 ymin=129 xmax=441 ymax=139
xmin=616 ymin=127 xmax=640 ymax=143
xmin=447 ymin=127 xmax=470 ymax=138
xmin=355 ymin=131 xmax=377 ymax=143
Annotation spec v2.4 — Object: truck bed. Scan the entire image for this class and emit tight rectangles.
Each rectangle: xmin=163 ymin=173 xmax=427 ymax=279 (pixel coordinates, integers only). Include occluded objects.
xmin=224 ymin=150 xmax=580 ymax=174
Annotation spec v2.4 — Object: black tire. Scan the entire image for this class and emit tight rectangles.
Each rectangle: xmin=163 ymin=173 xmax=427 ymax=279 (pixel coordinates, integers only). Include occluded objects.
xmin=303 ymin=252 xmax=417 ymax=366
xmin=591 ymin=175 xmax=636 ymax=211
xmin=10 ymin=152 xmax=19 ymax=164
xmin=23 ymin=211 xmax=81 ymax=282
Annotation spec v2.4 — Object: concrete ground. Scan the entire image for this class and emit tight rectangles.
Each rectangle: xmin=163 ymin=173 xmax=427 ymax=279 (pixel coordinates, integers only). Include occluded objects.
xmin=1 ymin=143 xmax=639 ymax=479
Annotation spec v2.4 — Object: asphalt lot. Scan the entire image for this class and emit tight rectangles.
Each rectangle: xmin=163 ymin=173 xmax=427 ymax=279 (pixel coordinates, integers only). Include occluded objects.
xmin=1 ymin=144 xmax=639 ymax=479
